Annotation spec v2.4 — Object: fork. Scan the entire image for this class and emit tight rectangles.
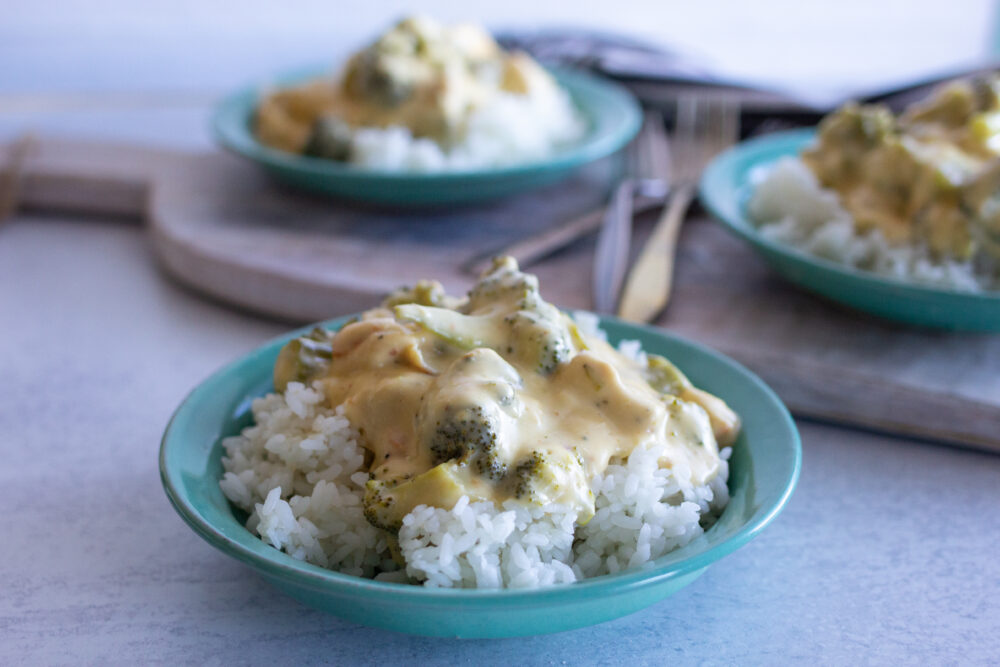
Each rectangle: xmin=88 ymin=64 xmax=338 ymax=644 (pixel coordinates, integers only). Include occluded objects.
xmin=617 ymin=96 xmax=740 ymax=322
xmin=591 ymin=111 xmax=670 ymax=313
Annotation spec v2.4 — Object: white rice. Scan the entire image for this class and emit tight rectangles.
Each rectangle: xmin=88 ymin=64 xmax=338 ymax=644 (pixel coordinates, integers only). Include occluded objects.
xmin=748 ymin=157 xmax=999 ymax=291
xmin=219 ymin=386 xmax=395 ymax=577
xmin=346 ymin=87 xmax=585 ymax=172
xmin=220 ymin=323 xmax=730 ymax=589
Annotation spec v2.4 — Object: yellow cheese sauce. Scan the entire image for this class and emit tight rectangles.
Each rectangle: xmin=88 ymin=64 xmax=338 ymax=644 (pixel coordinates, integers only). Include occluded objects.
xmin=273 ymin=258 xmax=740 ymax=533
xmin=255 ymin=16 xmax=561 ymax=155
xmin=802 ymin=76 xmax=1000 ymax=261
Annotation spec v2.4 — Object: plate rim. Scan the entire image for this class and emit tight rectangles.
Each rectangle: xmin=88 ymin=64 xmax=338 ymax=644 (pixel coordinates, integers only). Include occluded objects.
xmin=159 ymin=314 xmax=801 ymax=603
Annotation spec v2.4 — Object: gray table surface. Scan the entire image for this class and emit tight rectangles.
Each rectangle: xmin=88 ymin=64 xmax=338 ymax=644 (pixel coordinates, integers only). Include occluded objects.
xmin=3 ymin=215 xmax=999 ymax=666
xmin=3 ymin=5 xmax=1000 ymax=662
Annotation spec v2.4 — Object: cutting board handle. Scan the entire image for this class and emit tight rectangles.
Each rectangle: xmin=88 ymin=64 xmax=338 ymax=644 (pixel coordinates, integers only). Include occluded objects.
xmin=0 ymin=135 xmax=172 ymax=221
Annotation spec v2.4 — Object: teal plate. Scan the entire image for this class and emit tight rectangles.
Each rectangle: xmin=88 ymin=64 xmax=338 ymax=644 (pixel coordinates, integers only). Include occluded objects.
xmin=160 ymin=315 xmax=800 ymax=638
xmin=700 ymin=128 xmax=1000 ymax=331
xmin=211 ymin=66 xmax=641 ymax=205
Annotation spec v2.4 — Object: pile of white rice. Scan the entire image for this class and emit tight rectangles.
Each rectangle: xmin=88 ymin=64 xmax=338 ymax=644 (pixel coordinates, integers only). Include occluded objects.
xmin=219 ymin=323 xmax=730 ymax=589
xmin=748 ymin=157 xmax=999 ymax=291
xmin=346 ymin=88 xmax=585 ymax=172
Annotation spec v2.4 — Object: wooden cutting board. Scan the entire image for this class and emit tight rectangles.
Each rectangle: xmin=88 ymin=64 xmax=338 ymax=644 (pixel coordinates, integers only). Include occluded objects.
xmin=4 ymin=137 xmax=999 ymax=452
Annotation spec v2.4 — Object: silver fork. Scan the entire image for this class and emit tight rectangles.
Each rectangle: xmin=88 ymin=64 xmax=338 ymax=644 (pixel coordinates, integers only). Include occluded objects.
xmin=591 ymin=111 xmax=670 ymax=313
xmin=617 ymin=95 xmax=740 ymax=322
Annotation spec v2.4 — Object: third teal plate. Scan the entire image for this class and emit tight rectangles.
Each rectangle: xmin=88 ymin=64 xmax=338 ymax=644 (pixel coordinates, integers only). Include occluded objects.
xmin=699 ymin=129 xmax=1000 ymax=331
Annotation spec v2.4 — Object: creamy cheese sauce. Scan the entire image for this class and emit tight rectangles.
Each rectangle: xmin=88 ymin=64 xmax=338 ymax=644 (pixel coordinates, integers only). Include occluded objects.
xmin=803 ymin=76 xmax=1000 ymax=261
xmin=255 ymin=16 xmax=559 ymax=155
xmin=273 ymin=258 xmax=739 ymax=532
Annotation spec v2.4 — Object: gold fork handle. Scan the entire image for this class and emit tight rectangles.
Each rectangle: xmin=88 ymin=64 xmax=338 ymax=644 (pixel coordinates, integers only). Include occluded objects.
xmin=617 ymin=182 xmax=695 ymax=323
xmin=463 ymin=194 xmax=663 ymax=276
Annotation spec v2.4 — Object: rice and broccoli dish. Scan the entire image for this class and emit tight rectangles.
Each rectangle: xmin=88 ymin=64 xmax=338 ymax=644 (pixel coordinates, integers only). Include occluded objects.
xmin=219 ymin=257 xmax=740 ymax=589
xmin=750 ymin=76 xmax=1000 ymax=291
xmin=254 ymin=16 xmax=585 ymax=172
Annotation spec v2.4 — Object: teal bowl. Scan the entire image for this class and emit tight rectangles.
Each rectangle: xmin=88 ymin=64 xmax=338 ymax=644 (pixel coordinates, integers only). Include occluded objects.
xmin=700 ymin=128 xmax=1000 ymax=330
xmin=211 ymin=66 xmax=641 ymax=205
xmin=160 ymin=315 xmax=800 ymax=638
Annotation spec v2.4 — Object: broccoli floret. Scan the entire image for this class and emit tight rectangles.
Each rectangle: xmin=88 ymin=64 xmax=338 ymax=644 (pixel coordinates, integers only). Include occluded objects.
xmin=646 ymin=354 xmax=742 ymax=447
xmin=395 ymin=257 xmax=576 ymax=375
xmin=465 ymin=256 xmax=541 ymax=313
xmin=429 ymin=404 xmax=507 ymax=480
xmin=971 ymin=187 xmax=1000 ymax=257
xmin=273 ymin=327 xmax=335 ymax=392
xmin=394 ymin=304 xmax=494 ymax=350
xmin=505 ymin=448 xmax=594 ymax=521
xmin=510 ymin=450 xmax=546 ymax=501
xmin=502 ymin=310 xmax=573 ymax=374
xmin=303 ymin=116 xmax=354 ymax=161
xmin=362 ymin=462 xmax=471 ymax=533
xmin=645 ymin=353 xmax=693 ymax=396
xmin=470 ymin=258 xmax=574 ymax=374
xmin=343 ymin=48 xmax=415 ymax=107
xmin=363 ymin=479 xmax=400 ymax=532
xmin=416 ymin=350 xmax=521 ymax=482
xmin=383 ymin=280 xmax=453 ymax=308
xmin=391 ymin=258 xmax=576 ymax=379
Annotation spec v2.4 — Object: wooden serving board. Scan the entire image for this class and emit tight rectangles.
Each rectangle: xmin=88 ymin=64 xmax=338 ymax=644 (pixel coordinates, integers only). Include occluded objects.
xmin=4 ymin=137 xmax=999 ymax=452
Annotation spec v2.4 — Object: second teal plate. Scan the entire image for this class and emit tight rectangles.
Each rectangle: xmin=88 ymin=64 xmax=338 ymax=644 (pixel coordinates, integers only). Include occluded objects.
xmin=212 ymin=66 xmax=641 ymax=205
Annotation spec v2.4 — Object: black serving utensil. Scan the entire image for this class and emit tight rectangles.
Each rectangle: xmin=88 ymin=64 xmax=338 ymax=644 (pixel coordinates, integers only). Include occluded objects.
xmin=497 ymin=28 xmax=1000 ymax=134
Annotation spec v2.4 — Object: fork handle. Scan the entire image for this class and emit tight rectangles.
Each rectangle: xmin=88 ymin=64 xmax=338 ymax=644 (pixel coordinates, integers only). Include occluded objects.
xmin=592 ymin=180 xmax=635 ymax=313
xmin=464 ymin=194 xmax=662 ymax=276
xmin=617 ymin=183 xmax=695 ymax=322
